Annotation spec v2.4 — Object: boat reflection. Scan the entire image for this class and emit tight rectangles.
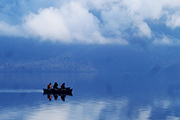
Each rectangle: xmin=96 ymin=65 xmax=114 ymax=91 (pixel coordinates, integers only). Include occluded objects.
xmin=44 ymin=92 xmax=73 ymax=101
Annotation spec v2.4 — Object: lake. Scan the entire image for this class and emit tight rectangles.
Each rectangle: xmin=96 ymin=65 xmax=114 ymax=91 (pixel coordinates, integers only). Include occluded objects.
xmin=0 ymin=72 xmax=180 ymax=120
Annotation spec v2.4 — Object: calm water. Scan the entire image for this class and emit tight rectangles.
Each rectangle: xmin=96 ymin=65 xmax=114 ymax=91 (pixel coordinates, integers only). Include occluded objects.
xmin=0 ymin=72 xmax=180 ymax=120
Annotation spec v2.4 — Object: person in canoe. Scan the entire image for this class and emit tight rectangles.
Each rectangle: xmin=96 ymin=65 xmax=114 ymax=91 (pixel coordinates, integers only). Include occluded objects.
xmin=53 ymin=82 xmax=59 ymax=90
xmin=61 ymin=83 xmax=66 ymax=89
xmin=47 ymin=83 xmax=52 ymax=89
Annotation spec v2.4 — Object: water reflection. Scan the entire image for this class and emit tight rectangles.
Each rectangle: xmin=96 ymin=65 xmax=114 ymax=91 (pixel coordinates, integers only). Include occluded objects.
xmin=1 ymin=95 xmax=180 ymax=120
xmin=0 ymin=93 xmax=180 ymax=119
xmin=45 ymin=93 xmax=72 ymax=101
xmin=0 ymin=73 xmax=180 ymax=120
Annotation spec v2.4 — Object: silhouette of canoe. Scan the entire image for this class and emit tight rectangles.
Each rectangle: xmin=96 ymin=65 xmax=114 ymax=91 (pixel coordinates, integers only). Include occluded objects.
xmin=43 ymin=88 xmax=73 ymax=95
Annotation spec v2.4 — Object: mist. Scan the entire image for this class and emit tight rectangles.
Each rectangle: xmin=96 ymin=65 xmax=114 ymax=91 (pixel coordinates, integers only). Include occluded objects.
xmin=0 ymin=36 xmax=179 ymax=78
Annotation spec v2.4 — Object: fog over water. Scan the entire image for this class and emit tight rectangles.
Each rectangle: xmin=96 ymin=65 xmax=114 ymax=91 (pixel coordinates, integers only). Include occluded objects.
xmin=1 ymin=37 xmax=180 ymax=75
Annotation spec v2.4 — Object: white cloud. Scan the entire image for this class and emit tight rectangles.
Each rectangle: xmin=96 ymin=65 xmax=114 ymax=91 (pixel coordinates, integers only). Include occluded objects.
xmin=0 ymin=22 xmax=24 ymax=37
xmin=166 ymin=12 xmax=180 ymax=29
xmin=23 ymin=7 xmax=70 ymax=41
xmin=1 ymin=0 xmax=180 ymax=45
xmin=101 ymin=2 xmax=132 ymax=32
xmin=153 ymin=35 xmax=180 ymax=46
xmin=122 ymin=0 xmax=164 ymax=19
xmin=133 ymin=21 xmax=152 ymax=38
xmin=22 ymin=1 xmax=127 ymax=44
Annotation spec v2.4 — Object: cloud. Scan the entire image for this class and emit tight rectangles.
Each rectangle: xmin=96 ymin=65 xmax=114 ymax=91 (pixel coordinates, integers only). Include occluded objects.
xmin=134 ymin=21 xmax=152 ymax=38
xmin=0 ymin=1 xmax=128 ymax=44
xmin=23 ymin=7 xmax=71 ymax=41
xmin=166 ymin=12 xmax=180 ymax=29
xmin=121 ymin=0 xmax=164 ymax=19
xmin=0 ymin=22 xmax=24 ymax=37
xmin=0 ymin=0 xmax=180 ymax=45
xmin=153 ymin=35 xmax=180 ymax=46
xmin=22 ymin=2 xmax=119 ymax=44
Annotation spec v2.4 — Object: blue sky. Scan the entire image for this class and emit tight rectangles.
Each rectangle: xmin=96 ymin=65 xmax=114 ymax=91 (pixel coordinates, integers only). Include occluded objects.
xmin=0 ymin=0 xmax=180 ymax=45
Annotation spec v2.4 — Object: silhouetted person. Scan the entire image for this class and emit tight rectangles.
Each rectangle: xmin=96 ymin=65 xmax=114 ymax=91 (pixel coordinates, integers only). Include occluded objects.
xmin=47 ymin=83 xmax=52 ymax=89
xmin=61 ymin=83 xmax=66 ymax=89
xmin=53 ymin=82 xmax=58 ymax=89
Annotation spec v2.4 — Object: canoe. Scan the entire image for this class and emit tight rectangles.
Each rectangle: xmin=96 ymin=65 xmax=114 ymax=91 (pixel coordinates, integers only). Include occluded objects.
xmin=43 ymin=88 xmax=73 ymax=95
